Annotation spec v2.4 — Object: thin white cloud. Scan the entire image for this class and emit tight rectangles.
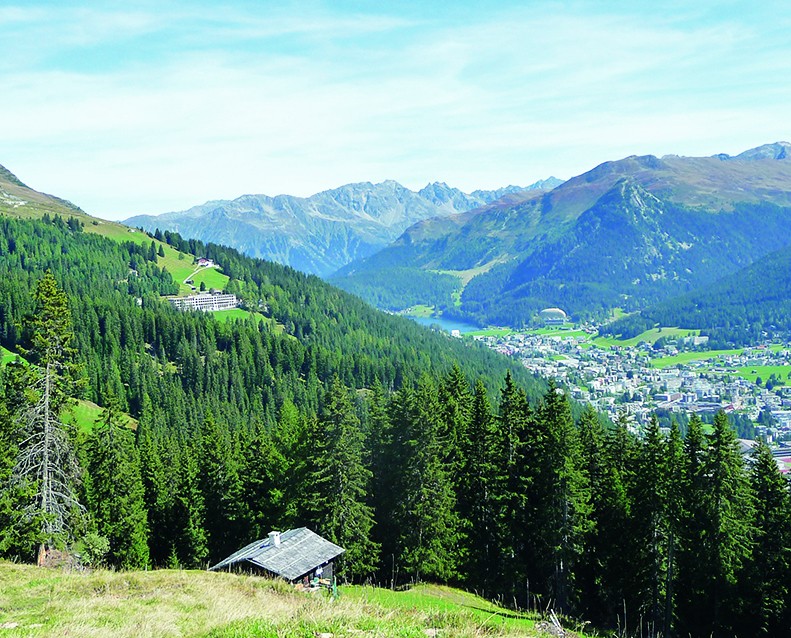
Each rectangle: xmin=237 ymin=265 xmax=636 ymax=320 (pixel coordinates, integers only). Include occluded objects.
xmin=1 ymin=2 xmax=789 ymax=217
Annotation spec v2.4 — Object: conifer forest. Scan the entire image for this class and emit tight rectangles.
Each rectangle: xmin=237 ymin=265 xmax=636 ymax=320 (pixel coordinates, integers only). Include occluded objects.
xmin=1 ymin=216 xmax=790 ymax=637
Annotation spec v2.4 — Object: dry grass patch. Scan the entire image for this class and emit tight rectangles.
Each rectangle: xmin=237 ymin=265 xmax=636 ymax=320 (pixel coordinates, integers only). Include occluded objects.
xmin=0 ymin=563 xmax=567 ymax=638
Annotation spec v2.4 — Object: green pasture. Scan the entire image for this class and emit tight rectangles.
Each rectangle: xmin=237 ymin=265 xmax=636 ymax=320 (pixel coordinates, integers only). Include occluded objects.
xmin=1 ymin=345 xmax=18 ymax=365
xmin=402 ymin=304 xmax=435 ymax=318
xmin=736 ymin=365 xmax=791 ymax=385
xmin=212 ymin=308 xmax=265 ymax=323
xmin=344 ymin=583 xmax=538 ymax=634
xmin=594 ymin=326 xmax=700 ymax=348
xmin=651 ymin=348 xmax=746 ymax=369
xmin=64 ymin=399 xmax=138 ymax=434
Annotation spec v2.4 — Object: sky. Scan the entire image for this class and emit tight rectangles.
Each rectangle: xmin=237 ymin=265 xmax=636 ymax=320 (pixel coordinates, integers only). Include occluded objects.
xmin=2 ymin=1 xmax=790 ymax=219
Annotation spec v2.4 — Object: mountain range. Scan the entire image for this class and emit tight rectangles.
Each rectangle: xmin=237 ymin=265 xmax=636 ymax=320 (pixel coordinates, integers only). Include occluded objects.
xmin=124 ymin=178 xmax=563 ymax=277
xmin=331 ymin=142 xmax=791 ymax=327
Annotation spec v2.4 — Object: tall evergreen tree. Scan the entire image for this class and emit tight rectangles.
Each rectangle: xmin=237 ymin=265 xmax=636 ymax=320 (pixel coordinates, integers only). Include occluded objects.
xmin=458 ymin=379 xmax=499 ymax=594
xmin=438 ymin=364 xmax=472 ymax=485
xmin=10 ymin=272 xmax=83 ymax=560
xmin=704 ymin=411 xmax=753 ymax=635
xmin=741 ymin=439 xmax=791 ymax=635
xmin=305 ymin=376 xmax=379 ymax=582
xmin=85 ymin=393 xmax=149 ymax=569
xmin=577 ymin=406 xmax=631 ymax=626
xmin=198 ymin=411 xmax=243 ymax=563
xmin=630 ymin=416 xmax=668 ymax=637
xmin=494 ymin=370 xmax=533 ymax=599
xmin=524 ymin=382 xmax=590 ymax=614
xmin=396 ymin=375 xmax=461 ymax=583
xmin=173 ymin=444 xmax=208 ymax=568
xmin=663 ymin=420 xmax=684 ymax=638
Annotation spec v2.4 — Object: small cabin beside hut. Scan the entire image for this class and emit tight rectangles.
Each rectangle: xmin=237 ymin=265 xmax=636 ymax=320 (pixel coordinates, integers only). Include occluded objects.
xmin=208 ymin=528 xmax=344 ymax=584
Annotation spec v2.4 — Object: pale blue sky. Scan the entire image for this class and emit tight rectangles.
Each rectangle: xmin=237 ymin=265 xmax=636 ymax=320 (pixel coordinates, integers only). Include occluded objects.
xmin=2 ymin=1 xmax=790 ymax=218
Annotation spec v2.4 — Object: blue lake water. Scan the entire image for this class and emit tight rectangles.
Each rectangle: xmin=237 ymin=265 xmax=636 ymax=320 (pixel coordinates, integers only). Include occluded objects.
xmin=408 ymin=315 xmax=480 ymax=334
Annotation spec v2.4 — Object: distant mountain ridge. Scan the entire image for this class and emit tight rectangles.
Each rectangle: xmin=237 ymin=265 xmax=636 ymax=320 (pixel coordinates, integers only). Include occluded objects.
xmin=124 ymin=178 xmax=563 ymax=277
xmin=331 ymin=143 xmax=791 ymax=326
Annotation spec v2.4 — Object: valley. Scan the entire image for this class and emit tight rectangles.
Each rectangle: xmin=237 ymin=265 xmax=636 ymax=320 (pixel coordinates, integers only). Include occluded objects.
xmin=334 ymin=143 xmax=791 ymax=329
xmin=2 ymin=147 xmax=791 ymax=637
xmin=467 ymin=323 xmax=791 ymax=444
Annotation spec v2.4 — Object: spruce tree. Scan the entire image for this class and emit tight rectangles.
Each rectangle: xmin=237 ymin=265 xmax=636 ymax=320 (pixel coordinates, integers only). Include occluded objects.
xmin=522 ymin=382 xmax=590 ymax=614
xmin=458 ymin=379 xmax=498 ymax=594
xmin=438 ymin=364 xmax=472 ymax=485
xmin=10 ymin=272 xmax=84 ymax=560
xmin=173 ymin=444 xmax=208 ymax=568
xmin=705 ymin=411 xmax=753 ymax=635
xmin=367 ymin=378 xmax=399 ymax=583
xmin=305 ymin=376 xmax=379 ymax=582
xmin=239 ymin=422 xmax=289 ymax=539
xmin=198 ymin=411 xmax=243 ymax=563
xmin=675 ymin=413 xmax=710 ymax=637
xmin=396 ymin=375 xmax=461 ymax=583
xmin=85 ymin=393 xmax=149 ymax=569
xmin=577 ymin=405 xmax=629 ymax=626
xmin=630 ymin=416 xmax=668 ymax=637
xmin=494 ymin=370 xmax=533 ymax=598
xmin=742 ymin=439 xmax=791 ymax=635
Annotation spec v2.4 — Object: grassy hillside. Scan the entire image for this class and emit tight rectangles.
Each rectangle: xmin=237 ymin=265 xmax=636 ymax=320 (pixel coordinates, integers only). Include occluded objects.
xmin=0 ymin=562 xmax=559 ymax=638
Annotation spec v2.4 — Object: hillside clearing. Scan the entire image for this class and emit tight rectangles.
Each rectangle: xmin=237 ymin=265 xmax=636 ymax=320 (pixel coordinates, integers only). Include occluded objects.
xmin=0 ymin=563 xmax=558 ymax=638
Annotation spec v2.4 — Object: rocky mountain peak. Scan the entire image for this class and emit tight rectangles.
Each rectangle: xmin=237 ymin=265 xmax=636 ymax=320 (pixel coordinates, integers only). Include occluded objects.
xmin=735 ymin=142 xmax=791 ymax=160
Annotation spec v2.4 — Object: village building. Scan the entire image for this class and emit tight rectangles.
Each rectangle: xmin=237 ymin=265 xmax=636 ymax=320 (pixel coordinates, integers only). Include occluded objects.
xmin=168 ymin=291 xmax=238 ymax=312
xmin=208 ymin=528 xmax=344 ymax=583
xmin=538 ymin=307 xmax=568 ymax=326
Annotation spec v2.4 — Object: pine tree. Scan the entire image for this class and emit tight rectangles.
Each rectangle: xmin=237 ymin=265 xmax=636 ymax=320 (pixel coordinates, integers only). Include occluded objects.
xmin=663 ymin=420 xmax=684 ymax=638
xmin=367 ymin=378 xmax=399 ymax=584
xmin=85 ymin=393 xmax=149 ymax=569
xmin=396 ymin=375 xmax=461 ymax=583
xmin=305 ymin=376 xmax=379 ymax=582
xmin=239 ymin=422 xmax=289 ymax=539
xmin=534 ymin=382 xmax=590 ymax=615
xmin=438 ymin=364 xmax=472 ymax=485
xmin=741 ymin=439 xmax=791 ymax=635
xmin=198 ymin=411 xmax=243 ymax=563
xmin=494 ymin=370 xmax=533 ymax=598
xmin=9 ymin=272 xmax=83 ymax=560
xmin=173 ymin=444 xmax=208 ymax=568
xmin=577 ymin=406 xmax=630 ymax=626
xmin=677 ymin=412 xmax=753 ymax=636
xmin=630 ymin=416 xmax=668 ymax=637
xmin=675 ymin=413 xmax=710 ymax=637
xmin=458 ymin=379 xmax=498 ymax=594
xmin=705 ymin=411 xmax=753 ymax=635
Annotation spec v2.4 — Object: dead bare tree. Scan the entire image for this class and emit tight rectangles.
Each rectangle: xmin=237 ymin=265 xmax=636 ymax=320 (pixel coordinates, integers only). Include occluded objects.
xmin=9 ymin=271 xmax=83 ymax=563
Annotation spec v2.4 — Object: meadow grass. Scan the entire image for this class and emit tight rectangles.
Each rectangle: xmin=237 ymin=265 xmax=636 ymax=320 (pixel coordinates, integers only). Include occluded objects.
xmin=402 ymin=305 xmax=435 ymax=318
xmin=650 ymin=348 xmax=746 ymax=369
xmin=593 ymin=327 xmax=699 ymax=349
xmin=1 ymin=345 xmax=19 ymax=366
xmin=63 ymin=399 xmax=138 ymax=434
xmin=212 ymin=309 xmax=266 ymax=324
xmin=735 ymin=365 xmax=791 ymax=385
xmin=0 ymin=563 xmax=556 ymax=638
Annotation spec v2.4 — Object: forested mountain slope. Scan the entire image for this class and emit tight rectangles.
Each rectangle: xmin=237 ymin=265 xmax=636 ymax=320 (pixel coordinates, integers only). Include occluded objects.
xmin=124 ymin=178 xmax=562 ymax=277
xmin=334 ymin=143 xmax=791 ymax=326
xmin=1 ymin=168 xmax=790 ymax=637
xmin=601 ymin=242 xmax=791 ymax=346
